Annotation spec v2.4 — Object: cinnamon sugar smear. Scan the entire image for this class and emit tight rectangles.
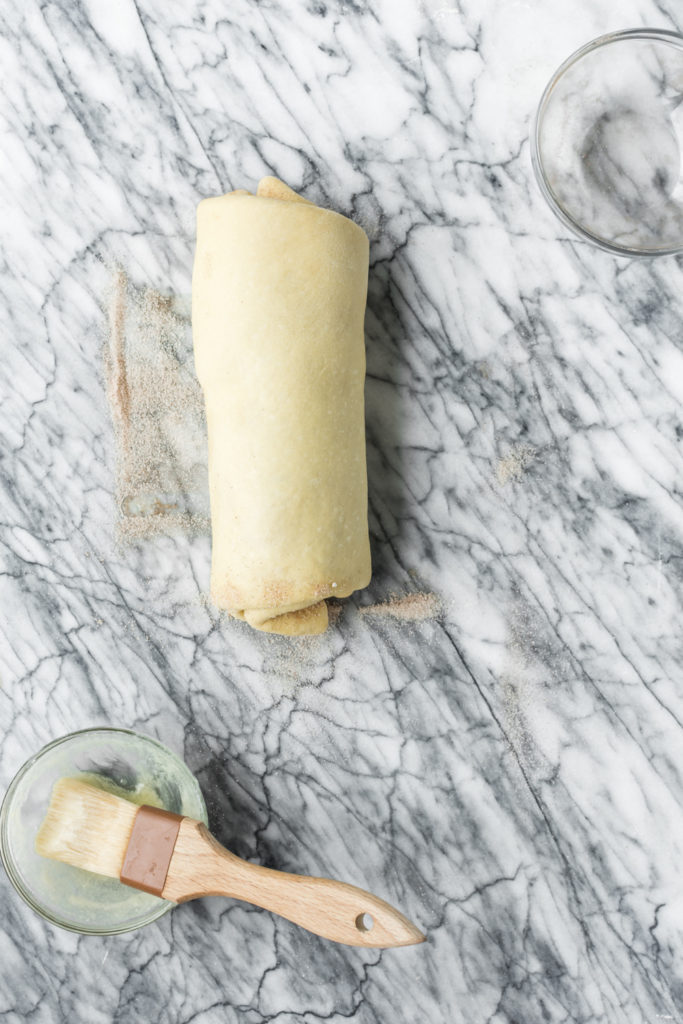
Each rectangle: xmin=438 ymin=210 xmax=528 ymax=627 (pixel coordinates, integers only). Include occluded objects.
xmin=105 ymin=270 xmax=209 ymax=542
xmin=359 ymin=592 xmax=442 ymax=622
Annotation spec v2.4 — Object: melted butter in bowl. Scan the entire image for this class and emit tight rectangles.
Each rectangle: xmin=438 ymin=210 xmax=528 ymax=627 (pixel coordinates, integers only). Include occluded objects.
xmin=0 ymin=728 xmax=207 ymax=934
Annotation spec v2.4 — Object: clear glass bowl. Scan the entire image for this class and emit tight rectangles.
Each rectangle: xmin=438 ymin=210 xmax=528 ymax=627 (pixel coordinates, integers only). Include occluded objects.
xmin=532 ymin=29 xmax=683 ymax=256
xmin=0 ymin=728 xmax=207 ymax=934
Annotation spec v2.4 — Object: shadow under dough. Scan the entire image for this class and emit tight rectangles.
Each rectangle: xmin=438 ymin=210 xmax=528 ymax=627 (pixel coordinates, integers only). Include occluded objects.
xmin=363 ymin=251 xmax=417 ymax=595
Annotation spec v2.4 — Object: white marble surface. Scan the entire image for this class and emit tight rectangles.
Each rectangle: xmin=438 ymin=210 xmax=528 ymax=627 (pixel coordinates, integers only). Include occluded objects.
xmin=2 ymin=0 xmax=683 ymax=1020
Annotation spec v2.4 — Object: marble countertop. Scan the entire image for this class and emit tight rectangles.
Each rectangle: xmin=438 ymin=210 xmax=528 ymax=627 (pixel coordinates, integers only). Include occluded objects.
xmin=3 ymin=0 xmax=683 ymax=1021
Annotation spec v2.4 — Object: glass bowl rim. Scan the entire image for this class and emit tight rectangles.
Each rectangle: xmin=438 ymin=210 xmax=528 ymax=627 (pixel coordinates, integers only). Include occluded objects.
xmin=531 ymin=27 xmax=683 ymax=257
xmin=0 ymin=726 xmax=206 ymax=935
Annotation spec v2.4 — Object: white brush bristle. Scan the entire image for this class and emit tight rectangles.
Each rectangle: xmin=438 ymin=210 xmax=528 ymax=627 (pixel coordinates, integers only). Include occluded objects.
xmin=35 ymin=778 xmax=139 ymax=878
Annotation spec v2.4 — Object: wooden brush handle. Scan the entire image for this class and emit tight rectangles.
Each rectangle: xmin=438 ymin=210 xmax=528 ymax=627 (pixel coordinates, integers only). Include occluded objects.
xmin=162 ymin=819 xmax=425 ymax=948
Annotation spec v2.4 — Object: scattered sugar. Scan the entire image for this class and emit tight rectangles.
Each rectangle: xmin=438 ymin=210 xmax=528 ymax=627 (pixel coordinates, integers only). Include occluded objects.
xmin=359 ymin=592 xmax=442 ymax=622
xmin=496 ymin=444 xmax=536 ymax=485
xmin=500 ymin=666 xmax=547 ymax=781
xmin=326 ymin=601 xmax=343 ymax=626
xmin=498 ymin=601 xmax=554 ymax=776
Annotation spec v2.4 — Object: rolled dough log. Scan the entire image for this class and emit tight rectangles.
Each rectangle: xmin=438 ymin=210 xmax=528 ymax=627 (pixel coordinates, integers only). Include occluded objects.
xmin=192 ymin=177 xmax=371 ymax=636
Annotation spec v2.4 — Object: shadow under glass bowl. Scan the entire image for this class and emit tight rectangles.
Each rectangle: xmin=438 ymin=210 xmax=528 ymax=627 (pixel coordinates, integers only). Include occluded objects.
xmin=0 ymin=728 xmax=207 ymax=935
xmin=532 ymin=28 xmax=683 ymax=256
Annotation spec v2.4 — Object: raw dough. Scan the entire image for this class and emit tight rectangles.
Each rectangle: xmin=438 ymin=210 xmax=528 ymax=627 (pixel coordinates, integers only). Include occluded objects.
xmin=192 ymin=177 xmax=371 ymax=635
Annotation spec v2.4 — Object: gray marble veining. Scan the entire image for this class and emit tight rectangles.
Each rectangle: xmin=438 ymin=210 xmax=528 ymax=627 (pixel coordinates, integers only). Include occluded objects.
xmin=2 ymin=0 xmax=683 ymax=1021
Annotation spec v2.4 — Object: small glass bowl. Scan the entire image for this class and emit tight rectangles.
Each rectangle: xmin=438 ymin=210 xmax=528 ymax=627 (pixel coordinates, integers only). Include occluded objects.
xmin=0 ymin=728 xmax=207 ymax=935
xmin=532 ymin=29 xmax=683 ymax=256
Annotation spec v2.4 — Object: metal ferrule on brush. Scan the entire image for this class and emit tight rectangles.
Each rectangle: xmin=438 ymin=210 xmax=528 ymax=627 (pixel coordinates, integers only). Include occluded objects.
xmin=120 ymin=805 xmax=184 ymax=896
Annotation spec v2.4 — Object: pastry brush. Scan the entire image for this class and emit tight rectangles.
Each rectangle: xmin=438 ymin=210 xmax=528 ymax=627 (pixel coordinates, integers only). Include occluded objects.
xmin=36 ymin=778 xmax=425 ymax=948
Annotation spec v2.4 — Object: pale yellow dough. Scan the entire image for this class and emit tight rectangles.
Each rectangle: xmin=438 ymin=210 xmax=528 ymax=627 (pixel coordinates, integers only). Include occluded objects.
xmin=192 ymin=177 xmax=371 ymax=636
